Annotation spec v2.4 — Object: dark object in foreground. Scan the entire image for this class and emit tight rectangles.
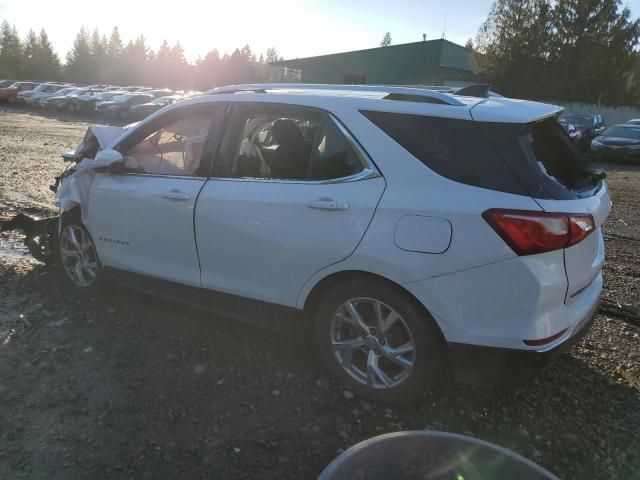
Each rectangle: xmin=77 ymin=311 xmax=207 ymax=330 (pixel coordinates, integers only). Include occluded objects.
xmin=1 ymin=212 xmax=58 ymax=264
xmin=319 ymin=431 xmax=557 ymax=480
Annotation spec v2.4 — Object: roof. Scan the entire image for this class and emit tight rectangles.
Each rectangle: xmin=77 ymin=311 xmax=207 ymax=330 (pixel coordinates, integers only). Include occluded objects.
xmin=271 ymin=39 xmax=473 ymax=68
xmin=194 ymin=83 xmax=564 ymax=124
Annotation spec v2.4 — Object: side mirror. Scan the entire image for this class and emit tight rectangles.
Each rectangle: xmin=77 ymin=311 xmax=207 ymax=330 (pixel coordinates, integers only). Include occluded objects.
xmin=93 ymin=148 xmax=124 ymax=168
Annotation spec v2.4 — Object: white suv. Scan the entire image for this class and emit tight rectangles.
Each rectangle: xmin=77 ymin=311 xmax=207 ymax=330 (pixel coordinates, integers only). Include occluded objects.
xmin=55 ymin=84 xmax=610 ymax=403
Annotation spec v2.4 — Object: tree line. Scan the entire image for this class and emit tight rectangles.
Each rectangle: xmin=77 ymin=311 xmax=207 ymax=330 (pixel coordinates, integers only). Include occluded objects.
xmin=0 ymin=22 xmax=294 ymax=91
xmin=472 ymin=0 xmax=640 ymax=105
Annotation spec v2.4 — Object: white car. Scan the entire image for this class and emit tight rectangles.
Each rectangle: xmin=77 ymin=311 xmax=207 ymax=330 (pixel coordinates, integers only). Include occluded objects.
xmin=54 ymin=84 xmax=610 ymax=403
xmin=23 ymin=83 xmax=69 ymax=106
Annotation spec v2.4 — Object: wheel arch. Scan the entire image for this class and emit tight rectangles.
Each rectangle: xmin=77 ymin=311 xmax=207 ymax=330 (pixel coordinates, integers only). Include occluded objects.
xmin=302 ymin=269 xmax=446 ymax=344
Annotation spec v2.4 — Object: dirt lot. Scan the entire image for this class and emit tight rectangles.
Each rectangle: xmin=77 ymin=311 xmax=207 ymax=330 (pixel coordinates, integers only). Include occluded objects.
xmin=1 ymin=107 xmax=639 ymax=479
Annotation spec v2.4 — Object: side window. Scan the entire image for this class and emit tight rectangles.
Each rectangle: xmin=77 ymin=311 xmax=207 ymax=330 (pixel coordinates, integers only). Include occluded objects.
xmin=123 ymin=112 xmax=215 ymax=176
xmin=214 ymin=105 xmax=364 ymax=181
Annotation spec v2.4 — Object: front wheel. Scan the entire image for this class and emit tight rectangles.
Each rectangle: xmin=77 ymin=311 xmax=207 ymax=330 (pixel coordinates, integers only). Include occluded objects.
xmin=57 ymin=214 xmax=104 ymax=290
xmin=314 ymin=278 xmax=445 ymax=404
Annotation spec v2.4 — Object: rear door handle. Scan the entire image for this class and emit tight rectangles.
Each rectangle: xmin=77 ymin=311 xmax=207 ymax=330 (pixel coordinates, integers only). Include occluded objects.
xmin=161 ymin=191 xmax=191 ymax=201
xmin=307 ymin=200 xmax=349 ymax=211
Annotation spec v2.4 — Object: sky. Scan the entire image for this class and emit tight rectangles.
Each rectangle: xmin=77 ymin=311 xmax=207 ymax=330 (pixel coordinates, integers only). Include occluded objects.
xmin=1 ymin=0 xmax=639 ymax=62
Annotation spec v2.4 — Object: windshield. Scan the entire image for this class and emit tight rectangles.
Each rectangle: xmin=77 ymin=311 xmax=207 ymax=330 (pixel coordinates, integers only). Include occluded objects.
xmin=152 ymin=97 xmax=171 ymax=105
xmin=603 ymin=126 xmax=640 ymax=139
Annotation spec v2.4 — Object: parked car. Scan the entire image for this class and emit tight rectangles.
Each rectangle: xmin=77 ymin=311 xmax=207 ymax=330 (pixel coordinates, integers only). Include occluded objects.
xmin=129 ymin=95 xmax=182 ymax=120
xmin=40 ymin=87 xmax=81 ymax=108
xmin=0 ymin=79 xmax=15 ymax=88
xmin=53 ymin=83 xmax=609 ymax=403
xmin=95 ymin=93 xmax=154 ymax=120
xmin=561 ymin=114 xmax=606 ymax=151
xmin=146 ymin=89 xmax=173 ymax=97
xmin=0 ymin=81 xmax=38 ymax=103
xmin=23 ymin=83 xmax=70 ymax=106
xmin=625 ymin=118 xmax=640 ymax=126
xmin=591 ymin=124 xmax=640 ymax=163
xmin=70 ymin=90 xmax=116 ymax=112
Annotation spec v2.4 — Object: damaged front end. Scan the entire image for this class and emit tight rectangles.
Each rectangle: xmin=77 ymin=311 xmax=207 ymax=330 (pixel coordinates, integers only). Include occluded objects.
xmin=0 ymin=125 xmax=128 ymax=264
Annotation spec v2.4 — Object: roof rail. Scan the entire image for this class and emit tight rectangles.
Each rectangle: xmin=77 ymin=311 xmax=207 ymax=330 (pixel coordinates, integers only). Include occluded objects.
xmin=207 ymin=83 xmax=466 ymax=106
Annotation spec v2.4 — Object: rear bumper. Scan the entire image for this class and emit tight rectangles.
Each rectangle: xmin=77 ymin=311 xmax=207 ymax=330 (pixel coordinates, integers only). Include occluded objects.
xmin=447 ymin=295 xmax=599 ymax=386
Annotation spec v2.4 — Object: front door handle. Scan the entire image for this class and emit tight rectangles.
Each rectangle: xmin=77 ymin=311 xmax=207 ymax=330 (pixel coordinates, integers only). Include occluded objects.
xmin=307 ymin=200 xmax=349 ymax=211
xmin=161 ymin=190 xmax=191 ymax=201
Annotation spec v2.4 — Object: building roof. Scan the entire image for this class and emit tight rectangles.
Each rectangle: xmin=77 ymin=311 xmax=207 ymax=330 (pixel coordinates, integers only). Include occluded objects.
xmin=271 ymin=39 xmax=475 ymax=70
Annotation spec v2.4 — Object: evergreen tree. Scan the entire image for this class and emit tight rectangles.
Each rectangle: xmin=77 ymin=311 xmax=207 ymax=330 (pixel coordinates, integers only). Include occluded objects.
xmin=65 ymin=27 xmax=93 ymax=83
xmin=380 ymin=32 xmax=392 ymax=47
xmin=548 ymin=0 xmax=640 ymax=104
xmin=0 ymin=21 xmax=23 ymax=79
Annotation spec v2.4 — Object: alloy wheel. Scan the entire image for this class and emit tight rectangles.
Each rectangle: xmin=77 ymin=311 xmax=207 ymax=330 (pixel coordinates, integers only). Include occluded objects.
xmin=330 ymin=298 xmax=416 ymax=389
xmin=59 ymin=225 xmax=98 ymax=287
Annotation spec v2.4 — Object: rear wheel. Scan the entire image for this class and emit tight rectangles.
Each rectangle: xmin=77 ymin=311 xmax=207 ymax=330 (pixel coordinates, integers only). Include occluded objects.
xmin=314 ymin=278 xmax=445 ymax=404
xmin=57 ymin=213 xmax=104 ymax=291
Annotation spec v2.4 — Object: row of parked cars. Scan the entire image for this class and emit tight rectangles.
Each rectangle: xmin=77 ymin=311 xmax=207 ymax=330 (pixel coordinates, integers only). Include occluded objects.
xmin=558 ymin=113 xmax=640 ymax=163
xmin=0 ymin=80 xmax=201 ymax=121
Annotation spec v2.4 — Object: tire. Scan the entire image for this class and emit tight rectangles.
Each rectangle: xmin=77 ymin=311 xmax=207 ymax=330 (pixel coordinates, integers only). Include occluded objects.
xmin=57 ymin=212 xmax=106 ymax=292
xmin=314 ymin=278 xmax=445 ymax=404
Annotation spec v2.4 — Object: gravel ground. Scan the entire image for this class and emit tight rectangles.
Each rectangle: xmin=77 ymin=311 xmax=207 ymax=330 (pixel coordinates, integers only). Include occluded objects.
xmin=0 ymin=107 xmax=639 ymax=479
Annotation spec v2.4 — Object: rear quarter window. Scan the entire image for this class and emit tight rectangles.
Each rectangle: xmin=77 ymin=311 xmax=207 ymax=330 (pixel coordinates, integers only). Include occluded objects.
xmin=361 ymin=110 xmax=528 ymax=196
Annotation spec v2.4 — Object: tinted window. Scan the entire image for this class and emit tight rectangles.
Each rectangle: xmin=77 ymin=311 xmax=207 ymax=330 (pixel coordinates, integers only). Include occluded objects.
xmin=361 ymin=110 xmax=527 ymax=195
xmin=214 ymin=105 xmax=364 ymax=181
xmin=363 ymin=110 xmax=598 ymax=199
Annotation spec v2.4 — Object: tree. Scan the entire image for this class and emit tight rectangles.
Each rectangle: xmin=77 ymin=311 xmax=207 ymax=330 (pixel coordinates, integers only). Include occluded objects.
xmin=548 ymin=0 xmax=640 ymax=104
xmin=474 ymin=0 xmax=554 ymax=99
xmin=65 ymin=27 xmax=93 ymax=83
xmin=33 ymin=29 xmax=61 ymax=80
xmin=0 ymin=21 xmax=23 ymax=79
xmin=90 ymin=29 xmax=108 ymax=83
xmin=475 ymin=0 xmax=640 ymax=104
xmin=105 ymin=27 xmax=124 ymax=84
xmin=464 ymin=38 xmax=474 ymax=50
xmin=380 ymin=32 xmax=392 ymax=47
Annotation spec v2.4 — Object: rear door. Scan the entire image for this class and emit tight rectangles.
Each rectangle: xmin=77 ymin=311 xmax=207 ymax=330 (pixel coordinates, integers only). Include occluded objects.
xmin=195 ymin=103 xmax=385 ymax=307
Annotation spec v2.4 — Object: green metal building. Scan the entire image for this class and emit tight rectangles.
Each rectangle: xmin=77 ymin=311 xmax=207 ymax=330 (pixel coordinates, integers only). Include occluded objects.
xmin=271 ymin=39 xmax=483 ymax=86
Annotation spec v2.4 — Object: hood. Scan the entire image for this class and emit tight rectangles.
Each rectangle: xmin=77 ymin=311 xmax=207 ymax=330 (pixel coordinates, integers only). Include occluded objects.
xmin=63 ymin=126 xmax=128 ymax=163
xmin=596 ymin=136 xmax=640 ymax=147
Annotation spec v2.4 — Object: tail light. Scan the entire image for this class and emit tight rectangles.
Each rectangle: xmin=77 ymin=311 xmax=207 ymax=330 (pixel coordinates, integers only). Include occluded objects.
xmin=483 ymin=209 xmax=595 ymax=256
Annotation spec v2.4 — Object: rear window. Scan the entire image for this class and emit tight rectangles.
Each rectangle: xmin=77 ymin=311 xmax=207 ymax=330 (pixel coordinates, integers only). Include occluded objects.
xmin=361 ymin=110 xmax=528 ymax=196
xmin=362 ymin=111 xmax=598 ymax=200
xmin=482 ymin=118 xmax=597 ymax=199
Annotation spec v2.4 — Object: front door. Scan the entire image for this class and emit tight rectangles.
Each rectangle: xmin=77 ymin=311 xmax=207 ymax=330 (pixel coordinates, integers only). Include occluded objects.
xmin=86 ymin=103 xmax=225 ymax=287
